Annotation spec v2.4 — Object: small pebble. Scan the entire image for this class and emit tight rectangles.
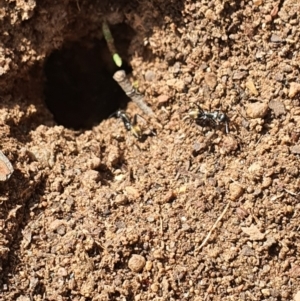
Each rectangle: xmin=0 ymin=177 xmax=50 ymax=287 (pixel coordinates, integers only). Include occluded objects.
xmin=261 ymin=288 xmax=271 ymax=297
xmin=156 ymin=94 xmax=169 ymax=104
xmin=261 ymin=177 xmax=272 ymax=188
xmin=172 ymin=62 xmax=181 ymax=73
xmin=246 ymin=102 xmax=268 ymax=118
xmin=270 ymin=33 xmax=282 ymax=43
xmin=289 ymin=82 xmax=300 ymax=98
xmin=115 ymin=194 xmax=128 ymax=205
xmin=128 ymin=254 xmax=146 ymax=272
xmin=150 ymin=283 xmax=159 ymax=293
xmin=147 ymin=216 xmax=155 ymax=223
xmin=229 ymin=183 xmax=244 ymax=201
xmin=145 ymin=261 xmax=153 ymax=271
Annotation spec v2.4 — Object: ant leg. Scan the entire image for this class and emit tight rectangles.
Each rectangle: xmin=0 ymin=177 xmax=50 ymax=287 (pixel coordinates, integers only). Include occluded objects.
xmin=136 ymin=114 xmax=157 ymax=136
xmin=225 ymin=121 xmax=229 ymax=134
xmin=132 ymin=114 xmax=138 ymax=126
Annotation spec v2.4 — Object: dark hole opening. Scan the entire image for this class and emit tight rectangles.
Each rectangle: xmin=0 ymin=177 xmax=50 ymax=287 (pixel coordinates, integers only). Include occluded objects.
xmin=44 ymin=23 xmax=135 ymax=130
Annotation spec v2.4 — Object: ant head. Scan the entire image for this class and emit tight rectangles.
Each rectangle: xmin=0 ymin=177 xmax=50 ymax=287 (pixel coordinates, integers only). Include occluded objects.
xmin=116 ymin=110 xmax=123 ymax=118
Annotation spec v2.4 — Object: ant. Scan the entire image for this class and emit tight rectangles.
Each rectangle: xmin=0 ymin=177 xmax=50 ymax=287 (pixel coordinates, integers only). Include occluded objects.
xmin=110 ymin=110 xmax=155 ymax=140
xmin=184 ymin=104 xmax=229 ymax=133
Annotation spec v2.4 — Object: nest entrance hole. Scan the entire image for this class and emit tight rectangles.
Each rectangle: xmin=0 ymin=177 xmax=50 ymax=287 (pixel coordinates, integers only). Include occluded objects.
xmin=44 ymin=23 xmax=134 ymax=129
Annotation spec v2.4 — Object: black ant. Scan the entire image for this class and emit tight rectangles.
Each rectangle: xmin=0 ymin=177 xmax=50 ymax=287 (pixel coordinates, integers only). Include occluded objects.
xmin=110 ymin=110 xmax=155 ymax=140
xmin=184 ymin=104 xmax=229 ymax=133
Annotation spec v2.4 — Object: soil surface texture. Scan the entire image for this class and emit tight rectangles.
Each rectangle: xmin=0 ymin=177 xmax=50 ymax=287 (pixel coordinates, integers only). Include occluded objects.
xmin=0 ymin=0 xmax=300 ymax=300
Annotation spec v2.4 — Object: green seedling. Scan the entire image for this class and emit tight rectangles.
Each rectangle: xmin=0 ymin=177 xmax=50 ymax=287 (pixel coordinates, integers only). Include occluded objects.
xmin=102 ymin=20 xmax=122 ymax=67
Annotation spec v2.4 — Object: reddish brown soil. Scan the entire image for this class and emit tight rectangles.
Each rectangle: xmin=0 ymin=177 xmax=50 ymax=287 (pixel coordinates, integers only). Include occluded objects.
xmin=1 ymin=0 xmax=300 ymax=300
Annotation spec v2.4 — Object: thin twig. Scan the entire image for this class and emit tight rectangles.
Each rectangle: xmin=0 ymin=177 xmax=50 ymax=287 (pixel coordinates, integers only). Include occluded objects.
xmin=113 ymin=70 xmax=155 ymax=116
xmin=284 ymin=189 xmax=298 ymax=196
xmin=195 ymin=201 xmax=230 ymax=253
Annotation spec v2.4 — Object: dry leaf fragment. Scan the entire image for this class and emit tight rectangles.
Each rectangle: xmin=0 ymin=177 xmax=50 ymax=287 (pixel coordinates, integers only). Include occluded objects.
xmin=246 ymin=79 xmax=259 ymax=96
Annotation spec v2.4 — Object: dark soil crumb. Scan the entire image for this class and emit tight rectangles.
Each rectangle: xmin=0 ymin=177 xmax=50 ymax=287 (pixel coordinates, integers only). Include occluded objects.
xmin=0 ymin=0 xmax=300 ymax=300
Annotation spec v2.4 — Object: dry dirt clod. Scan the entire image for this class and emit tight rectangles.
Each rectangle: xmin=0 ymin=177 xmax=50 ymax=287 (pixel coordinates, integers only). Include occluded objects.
xmin=220 ymin=136 xmax=238 ymax=154
xmin=80 ymin=277 xmax=95 ymax=297
xmin=268 ymin=100 xmax=286 ymax=117
xmin=261 ymin=176 xmax=272 ymax=188
xmin=87 ymin=157 xmax=101 ymax=170
xmin=166 ymin=78 xmax=185 ymax=92
xmin=81 ymin=170 xmax=100 ymax=185
xmin=248 ymin=162 xmax=263 ymax=180
xmin=106 ymin=145 xmax=121 ymax=167
xmin=204 ymin=72 xmax=217 ymax=89
xmin=153 ymin=249 xmax=164 ymax=259
xmin=125 ymin=186 xmax=140 ymax=199
xmin=128 ymin=254 xmax=146 ymax=272
xmin=246 ymin=102 xmax=268 ymax=119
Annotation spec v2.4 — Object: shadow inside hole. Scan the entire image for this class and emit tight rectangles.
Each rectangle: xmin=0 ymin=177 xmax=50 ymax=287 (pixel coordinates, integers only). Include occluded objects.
xmin=44 ymin=29 xmax=134 ymax=129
